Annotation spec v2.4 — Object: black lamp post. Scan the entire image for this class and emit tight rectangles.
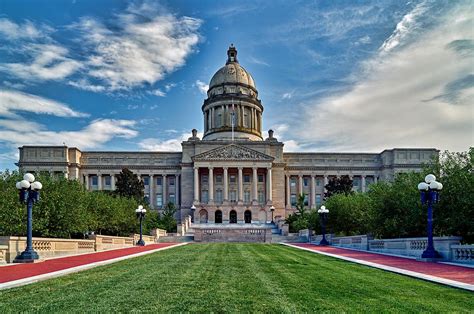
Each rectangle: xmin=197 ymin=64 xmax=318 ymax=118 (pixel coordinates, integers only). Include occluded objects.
xmin=14 ymin=173 xmax=42 ymax=263
xmin=135 ymin=205 xmax=146 ymax=246
xmin=318 ymin=205 xmax=329 ymax=246
xmin=191 ymin=204 xmax=196 ymax=223
xmin=418 ymin=174 xmax=443 ymax=259
xmin=270 ymin=205 xmax=275 ymax=224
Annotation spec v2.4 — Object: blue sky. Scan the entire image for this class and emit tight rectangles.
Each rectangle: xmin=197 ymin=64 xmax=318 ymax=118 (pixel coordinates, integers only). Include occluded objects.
xmin=0 ymin=0 xmax=472 ymax=170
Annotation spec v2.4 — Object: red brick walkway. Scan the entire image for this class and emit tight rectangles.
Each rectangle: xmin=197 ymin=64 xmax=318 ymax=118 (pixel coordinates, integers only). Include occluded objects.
xmin=289 ymin=243 xmax=474 ymax=286
xmin=0 ymin=243 xmax=179 ymax=284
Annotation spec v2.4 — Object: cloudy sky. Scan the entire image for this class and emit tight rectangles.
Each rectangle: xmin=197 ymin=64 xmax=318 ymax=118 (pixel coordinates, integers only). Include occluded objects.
xmin=0 ymin=0 xmax=472 ymax=170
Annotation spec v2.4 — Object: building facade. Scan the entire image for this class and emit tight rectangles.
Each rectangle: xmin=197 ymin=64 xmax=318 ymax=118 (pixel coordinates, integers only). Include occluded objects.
xmin=17 ymin=45 xmax=438 ymax=225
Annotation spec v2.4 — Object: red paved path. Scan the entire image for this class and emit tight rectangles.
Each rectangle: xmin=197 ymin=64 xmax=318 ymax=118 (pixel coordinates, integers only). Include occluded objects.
xmin=291 ymin=243 xmax=474 ymax=285
xmin=0 ymin=243 xmax=178 ymax=284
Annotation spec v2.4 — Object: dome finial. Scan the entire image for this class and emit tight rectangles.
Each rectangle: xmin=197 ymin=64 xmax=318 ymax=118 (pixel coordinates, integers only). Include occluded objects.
xmin=226 ymin=44 xmax=238 ymax=64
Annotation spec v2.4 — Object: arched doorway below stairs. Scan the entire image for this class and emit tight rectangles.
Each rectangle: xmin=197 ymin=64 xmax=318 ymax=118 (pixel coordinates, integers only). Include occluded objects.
xmin=229 ymin=210 xmax=237 ymax=223
xmin=244 ymin=210 xmax=252 ymax=223
xmin=215 ymin=210 xmax=222 ymax=223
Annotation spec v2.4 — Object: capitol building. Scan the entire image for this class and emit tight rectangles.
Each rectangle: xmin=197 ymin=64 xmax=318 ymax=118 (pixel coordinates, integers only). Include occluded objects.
xmin=17 ymin=45 xmax=437 ymax=225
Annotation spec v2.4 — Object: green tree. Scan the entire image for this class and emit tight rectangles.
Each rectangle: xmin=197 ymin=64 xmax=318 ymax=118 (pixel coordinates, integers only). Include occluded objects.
xmin=286 ymin=194 xmax=309 ymax=232
xmin=324 ymin=175 xmax=353 ymax=199
xmin=114 ymin=168 xmax=144 ymax=201
xmin=158 ymin=201 xmax=178 ymax=233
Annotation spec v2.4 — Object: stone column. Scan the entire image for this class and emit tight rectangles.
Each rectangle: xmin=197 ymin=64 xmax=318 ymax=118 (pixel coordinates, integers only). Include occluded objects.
xmin=223 ymin=167 xmax=229 ymax=202
xmin=311 ymin=175 xmax=316 ymax=209
xmin=252 ymin=167 xmax=258 ymax=203
xmin=149 ymin=174 xmax=154 ymax=208
xmin=324 ymin=175 xmax=328 ymax=190
xmin=194 ymin=167 xmax=199 ymax=204
xmin=85 ymin=174 xmax=89 ymax=191
xmin=266 ymin=168 xmax=272 ymax=203
xmin=208 ymin=167 xmax=214 ymax=204
xmin=111 ymin=174 xmax=116 ymax=191
xmin=175 ymin=174 xmax=180 ymax=206
xmin=361 ymin=175 xmax=366 ymax=193
xmin=374 ymin=176 xmax=378 ymax=183
xmin=98 ymin=174 xmax=102 ymax=190
xmin=162 ymin=175 xmax=167 ymax=206
xmin=238 ymin=167 xmax=243 ymax=203
xmin=298 ymin=175 xmax=303 ymax=197
xmin=286 ymin=175 xmax=291 ymax=208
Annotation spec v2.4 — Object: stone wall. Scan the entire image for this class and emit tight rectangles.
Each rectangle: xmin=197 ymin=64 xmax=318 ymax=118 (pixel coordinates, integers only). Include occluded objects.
xmin=194 ymin=227 xmax=272 ymax=243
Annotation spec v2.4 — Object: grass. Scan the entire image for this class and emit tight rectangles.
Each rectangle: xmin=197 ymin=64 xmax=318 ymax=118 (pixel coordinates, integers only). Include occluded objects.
xmin=0 ymin=243 xmax=472 ymax=313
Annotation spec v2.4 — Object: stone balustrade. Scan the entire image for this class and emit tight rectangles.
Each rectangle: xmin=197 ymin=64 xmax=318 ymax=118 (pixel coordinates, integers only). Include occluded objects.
xmin=132 ymin=234 xmax=156 ymax=244
xmin=451 ymin=245 xmax=474 ymax=263
xmin=194 ymin=227 xmax=272 ymax=243
xmin=331 ymin=235 xmax=373 ymax=250
xmin=151 ymin=228 xmax=168 ymax=238
xmin=0 ymin=244 xmax=7 ymax=264
xmin=89 ymin=235 xmax=135 ymax=251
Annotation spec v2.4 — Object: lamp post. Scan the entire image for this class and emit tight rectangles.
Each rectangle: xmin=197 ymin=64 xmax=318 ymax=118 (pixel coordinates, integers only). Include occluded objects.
xmin=270 ymin=205 xmax=275 ymax=224
xmin=317 ymin=205 xmax=329 ymax=246
xmin=190 ymin=204 xmax=196 ymax=223
xmin=418 ymin=174 xmax=443 ymax=259
xmin=135 ymin=205 xmax=146 ymax=246
xmin=14 ymin=173 xmax=42 ymax=263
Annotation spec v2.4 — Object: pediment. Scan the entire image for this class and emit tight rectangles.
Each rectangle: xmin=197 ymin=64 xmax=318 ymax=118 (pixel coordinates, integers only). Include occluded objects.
xmin=192 ymin=144 xmax=274 ymax=162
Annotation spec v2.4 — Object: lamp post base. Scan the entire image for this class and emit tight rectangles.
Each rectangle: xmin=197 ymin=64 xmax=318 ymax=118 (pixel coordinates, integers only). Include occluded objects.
xmin=421 ymin=248 xmax=441 ymax=259
xmin=14 ymin=250 xmax=39 ymax=263
xmin=136 ymin=240 xmax=145 ymax=246
xmin=319 ymin=238 xmax=329 ymax=246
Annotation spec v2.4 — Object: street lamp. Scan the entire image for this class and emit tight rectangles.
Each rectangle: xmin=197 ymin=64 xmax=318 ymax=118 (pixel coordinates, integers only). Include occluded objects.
xmin=190 ymin=204 xmax=196 ymax=223
xmin=14 ymin=173 xmax=42 ymax=263
xmin=135 ymin=205 xmax=146 ymax=246
xmin=270 ymin=205 xmax=275 ymax=224
xmin=317 ymin=205 xmax=329 ymax=246
xmin=418 ymin=174 xmax=443 ymax=259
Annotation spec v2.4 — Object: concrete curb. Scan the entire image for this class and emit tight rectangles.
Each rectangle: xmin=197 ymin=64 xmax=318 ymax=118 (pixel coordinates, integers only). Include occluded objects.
xmin=281 ymin=243 xmax=474 ymax=292
xmin=0 ymin=243 xmax=188 ymax=291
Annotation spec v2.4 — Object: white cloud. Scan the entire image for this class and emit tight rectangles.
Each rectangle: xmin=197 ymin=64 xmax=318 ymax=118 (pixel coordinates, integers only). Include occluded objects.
xmin=0 ymin=18 xmax=51 ymax=40
xmin=297 ymin=4 xmax=474 ymax=152
xmin=354 ymin=35 xmax=371 ymax=46
xmin=0 ymin=44 xmax=82 ymax=81
xmin=282 ymin=92 xmax=293 ymax=99
xmin=67 ymin=79 xmax=106 ymax=92
xmin=248 ymin=56 xmax=269 ymax=67
xmin=139 ymin=130 xmax=203 ymax=151
xmin=165 ymin=83 xmax=177 ymax=91
xmin=148 ymin=89 xmax=166 ymax=97
xmin=195 ymin=80 xmax=209 ymax=94
xmin=72 ymin=3 xmax=202 ymax=91
xmin=0 ymin=89 xmax=88 ymax=119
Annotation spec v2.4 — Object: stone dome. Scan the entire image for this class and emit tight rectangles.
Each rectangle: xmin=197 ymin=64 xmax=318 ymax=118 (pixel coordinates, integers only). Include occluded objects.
xmin=209 ymin=63 xmax=256 ymax=90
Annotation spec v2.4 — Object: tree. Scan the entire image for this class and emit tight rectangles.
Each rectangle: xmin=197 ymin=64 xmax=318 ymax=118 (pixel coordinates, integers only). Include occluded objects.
xmin=158 ymin=201 xmax=178 ymax=233
xmin=286 ymin=194 xmax=309 ymax=232
xmin=114 ymin=168 xmax=144 ymax=201
xmin=324 ymin=175 xmax=353 ymax=199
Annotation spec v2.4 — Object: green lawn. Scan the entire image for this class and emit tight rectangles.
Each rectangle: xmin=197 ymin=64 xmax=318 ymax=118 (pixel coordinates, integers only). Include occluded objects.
xmin=0 ymin=243 xmax=472 ymax=313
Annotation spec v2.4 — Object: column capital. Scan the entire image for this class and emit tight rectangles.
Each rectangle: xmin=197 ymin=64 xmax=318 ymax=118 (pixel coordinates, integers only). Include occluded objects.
xmin=311 ymin=174 xmax=315 ymax=178
xmin=361 ymin=174 xmax=366 ymax=178
xmin=298 ymin=174 xmax=303 ymax=178
xmin=223 ymin=166 xmax=228 ymax=170
xmin=163 ymin=174 xmax=167 ymax=177
xmin=238 ymin=166 xmax=243 ymax=170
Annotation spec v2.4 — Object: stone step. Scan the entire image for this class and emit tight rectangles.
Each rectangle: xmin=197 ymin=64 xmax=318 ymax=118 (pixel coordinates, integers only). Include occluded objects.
xmin=158 ymin=236 xmax=194 ymax=243
xmin=272 ymin=235 xmax=307 ymax=243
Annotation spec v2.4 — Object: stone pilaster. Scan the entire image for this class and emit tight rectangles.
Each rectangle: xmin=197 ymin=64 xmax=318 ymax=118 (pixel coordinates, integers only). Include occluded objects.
xmin=208 ymin=167 xmax=214 ymax=204
xmin=252 ymin=167 xmax=258 ymax=203
xmin=223 ymin=167 xmax=229 ymax=202
xmin=311 ymin=175 xmax=316 ymax=209
xmin=194 ymin=167 xmax=199 ymax=204
xmin=266 ymin=168 xmax=272 ymax=203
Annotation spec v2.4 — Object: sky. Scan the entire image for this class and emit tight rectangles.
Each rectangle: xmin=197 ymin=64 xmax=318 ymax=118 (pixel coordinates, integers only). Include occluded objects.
xmin=0 ymin=0 xmax=472 ymax=170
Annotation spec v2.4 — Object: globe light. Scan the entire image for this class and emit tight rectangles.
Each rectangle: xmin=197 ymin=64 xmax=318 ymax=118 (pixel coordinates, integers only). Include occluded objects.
xmin=138 ymin=205 xmax=143 ymax=210
xmin=16 ymin=182 xmax=22 ymax=190
xmin=418 ymin=182 xmax=429 ymax=191
xmin=20 ymin=180 xmax=31 ymax=189
xmin=135 ymin=208 xmax=141 ymax=213
xmin=430 ymin=181 xmax=441 ymax=190
xmin=437 ymin=182 xmax=443 ymax=190
xmin=142 ymin=209 xmax=147 ymax=213
xmin=31 ymin=181 xmax=42 ymax=190
xmin=424 ymin=174 xmax=436 ymax=184
xmin=23 ymin=173 xmax=35 ymax=183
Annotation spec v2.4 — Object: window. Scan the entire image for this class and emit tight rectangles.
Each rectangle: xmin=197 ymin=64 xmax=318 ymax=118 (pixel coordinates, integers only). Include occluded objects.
xmin=303 ymin=177 xmax=309 ymax=187
xmin=169 ymin=177 xmax=175 ymax=186
xmin=144 ymin=193 xmax=150 ymax=205
xmin=156 ymin=177 xmax=162 ymax=186
xmin=104 ymin=176 xmax=111 ymax=186
xmin=202 ymin=175 xmax=208 ymax=184
xmin=244 ymin=175 xmax=250 ymax=183
xmin=353 ymin=177 xmax=360 ymax=186
xmin=143 ymin=176 xmax=150 ymax=186
xmin=258 ymin=175 xmax=264 ymax=183
xmin=316 ymin=194 xmax=322 ymax=206
xmin=156 ymin=194 xmax=163 ymax=207
xmin=169 ymin=194 xmax=176 ymax=204
xmin=216 ymin=189 xmax=223 ymax=203
xmin=230 ymin=175 xmax=236 ymax=183
xmin=244 ymin=191 xmax=251 ymax=203
xmin=216 ymin=175 xmax=222 ymax=183
xmin=258 ymin=191 xmax=265 ymax=204
xmin=290 ymin=194 xmax=297 ymax=206
xmin=303 ymin=194 xmax=309 ymax=206
xmin=230 ymin=190 xmax=237 ymax=202
xmin=316 ymin=179 xmax=321 ymax=186
xmin=202 ymin=190 xmax=208 ymax=203
xmin=91 ymin=176 xmax=98 ymax=186
xmin=290 ymin=178 xmax=296 ymax=187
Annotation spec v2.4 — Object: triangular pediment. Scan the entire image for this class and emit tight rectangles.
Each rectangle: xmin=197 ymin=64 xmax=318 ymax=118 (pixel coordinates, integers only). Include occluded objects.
xmin=192 ymin=144 xmax=274 ymax=161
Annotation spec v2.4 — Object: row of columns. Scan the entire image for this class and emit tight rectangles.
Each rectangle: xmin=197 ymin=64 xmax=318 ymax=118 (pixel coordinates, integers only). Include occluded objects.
xmin=84 ymin=174 xmax=116 ymax=191
xmin=193 ymin=166 xmax=272 ymax=205
xmin=285 ymin=174 xmax=378 ymax=208
xmin=205 ymin=104 xmax=261 ymax=131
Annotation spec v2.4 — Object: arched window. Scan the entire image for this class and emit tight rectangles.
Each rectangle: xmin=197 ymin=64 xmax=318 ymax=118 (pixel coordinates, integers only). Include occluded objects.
xmin=230 ymin=210 xmax=237 ymax=224
xmin=199 ymin=209 xmax=208 ymax=223
xmin=215 ymin=210 xmax=222 ymax=223
xmin=244 ymin=210 xmax=252 ymax=223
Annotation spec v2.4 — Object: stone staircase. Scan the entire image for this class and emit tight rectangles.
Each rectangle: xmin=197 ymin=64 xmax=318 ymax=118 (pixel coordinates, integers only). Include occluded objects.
xmin=157 ymin=235 xmax=194 ymax=243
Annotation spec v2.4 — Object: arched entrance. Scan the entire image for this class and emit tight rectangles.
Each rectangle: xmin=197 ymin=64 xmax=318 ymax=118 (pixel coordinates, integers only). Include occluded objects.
xmin=215 ymin=210 xmax=222 ymax=223
xmin=244 ymin=210 xmax=252 ymax=223
xmin=199 ymin=209 xmax=208 ymax=223
xmin=229 ymin=210 xmax=237 ymax=223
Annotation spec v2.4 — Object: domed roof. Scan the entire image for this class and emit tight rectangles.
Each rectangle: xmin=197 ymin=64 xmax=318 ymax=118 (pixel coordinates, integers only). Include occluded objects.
xmin=208 ymin=45 xmax=256 ymax=90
